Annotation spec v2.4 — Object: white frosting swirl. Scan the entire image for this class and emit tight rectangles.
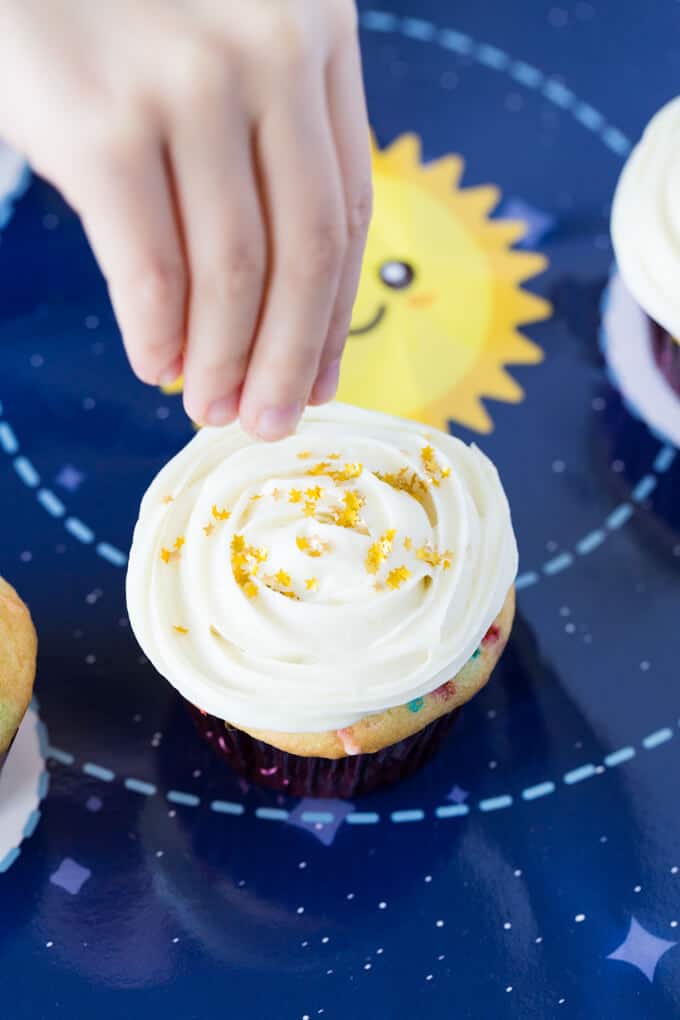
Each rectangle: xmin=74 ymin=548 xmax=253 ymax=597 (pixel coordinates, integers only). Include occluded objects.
xmin=126 ymin=403 xmax=517 ymax=733
xmin=612 ymin=96 xmax=680 ymax=341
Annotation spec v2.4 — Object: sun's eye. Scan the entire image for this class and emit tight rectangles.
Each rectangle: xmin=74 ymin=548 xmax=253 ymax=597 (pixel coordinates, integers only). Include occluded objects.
xmin=379 ymin=260 xmax=415 ymax=290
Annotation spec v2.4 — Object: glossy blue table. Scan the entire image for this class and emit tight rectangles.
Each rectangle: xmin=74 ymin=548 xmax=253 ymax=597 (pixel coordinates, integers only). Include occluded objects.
xmin=1 ymin=2 xmax=679 ymax=1017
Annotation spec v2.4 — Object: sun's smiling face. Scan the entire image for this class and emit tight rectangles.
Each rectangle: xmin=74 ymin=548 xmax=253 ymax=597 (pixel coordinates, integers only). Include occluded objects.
xmin=338 ymin=134 xmax=552 ymax=433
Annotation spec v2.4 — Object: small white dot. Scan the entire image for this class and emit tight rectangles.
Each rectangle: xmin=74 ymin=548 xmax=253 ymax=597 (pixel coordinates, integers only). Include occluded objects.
xmin=301 ymin=941 xmax=309 ymax=948
xmin=558 ymin=998 xmax=566 ymax=1005
xmin=297 ymin=906 xmax=304 ymax=915
xmin=85 ymin=315 xmax=99 ymax=329
xmin=20 ymin=551 xmax=32 ymax=562
xmin=487 ymin=709 xmax=497 ymax=719
xmin=347 ymin=892 xmax=355 ymax=900
xmin=535 ymin=936 xmax=543 ymax=944
xmin=672 ymin=866 xmax=679 ymax=875
xmin=424 ymin=875 xmax=432 ymax=883
xmin=326 ymin=969 xmax=333 ymax=975
xmin=321 ymin=936 xmax=329 ymax=944
xmin=546 ymin=540 xmax=558 ymax=553
xmin=168 ymin=810 xmax=176 ymax=818
xmin=378 ymin=901 xmax=387 ymax=910
xmin=506 ymin=985 xmax=513 ymax=993
xmin=133 ymin=713 xmax=142 ymax=723
xmin=634 ymin=885 xmax=642 ymax=893
xmin=85 ymin=654 xmax=96 ymax=665
xmin=82 ymin=397 xmax=96 ymax=410
xmin=156 ymin=406 xmax=170 ymax=420
xmin=192 ymin=769 xmax=201 ymax=779
xmin=376 ymin=948 xmax=384 ymax=955
xmin=489 ymin=760 xmax=497 ymax=770
xmin=595 ymin=766 xmax=605 ymax=775
xmin=364 ymin=963 xmax=372 ymax=971
xmin=514 ymin=869 xmax=523 ymax=877
xmin=437 ymin=954 xmax=445 ymax=961
xmin=574 ymin=741 xmax=583 ymax=750
xmin=552 ymin=459 xmax=566 ymax=473
xmin=436 ymin=920 xmax=444 ymax=928
xmin=425 ymin=974 xmax=433 ymax=982
xmin=592 ymin=396 xmax=606 ymax=411
xmin=155 ymin=850 xmax=164 ymax=858
xmin=575 ymin=914 xmax=586 ymax=923
xmin=640 ymin=661 xmax=650 ymax=672
xmin=612 ymin=459 xmax=624 ymax=473
xmin=45 ymin=941 xmax=54 ymax=948
xmin=560 ymin=606 xmax=571 ymax=617
xmin=505 ymin=92 xmax=523 ymax=113
xmin=42 ymin=213 xmax=59 ymax=229
xmin=503 ymin=922 xmax=512 ymax=931
xmin=237 ymin=880 xmax=246 ymax=887
xmin=565 ymin=622 xmax=576 ymax=634
xmin=30 ymin=353 xmax=44 ymax=368
xmin=303 ymin=1015 xmax=310 ymax=1020
xmin=299 ymin=861 xmax=307 ymax=869
xmin=172 ymin=937 xmax=179 ymax=944
xmin=671 ymin=921 xmax=678 ymax=929
xmin=584 ymin=634 xmax=593 ymax=644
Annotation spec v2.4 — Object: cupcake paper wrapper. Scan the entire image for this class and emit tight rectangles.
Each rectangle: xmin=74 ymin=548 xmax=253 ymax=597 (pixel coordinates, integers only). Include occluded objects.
xmin=651 ymin=321 xmax=680 ymax=397
xmin=189 ymin=704 xmax=460 ymax=798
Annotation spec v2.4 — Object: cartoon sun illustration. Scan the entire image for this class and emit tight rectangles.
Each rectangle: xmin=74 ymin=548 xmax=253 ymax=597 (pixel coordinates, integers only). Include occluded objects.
xmin=163 ymin=132 xmax=551 ymax=434
xmin=339 ymin=133 xmax=551 ymax=433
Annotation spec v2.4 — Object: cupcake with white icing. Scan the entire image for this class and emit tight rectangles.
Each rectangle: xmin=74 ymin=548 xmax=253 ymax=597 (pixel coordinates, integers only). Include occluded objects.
xmin=610 ymin=97 xmax=680 ymax=423
xmin=126 ymin=403 xmax=517 ymax=797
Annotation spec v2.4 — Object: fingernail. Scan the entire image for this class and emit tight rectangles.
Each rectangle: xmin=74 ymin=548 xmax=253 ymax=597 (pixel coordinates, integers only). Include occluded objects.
xmin=159 ymin=358 xmax=182 ymax=387
xmin=206 ymin=394 xmax=238 ymax=427
xmin=313 ymin=358 xmax=341 ymax=405
xmin=255 ymin=402 xmax=302 ymax=441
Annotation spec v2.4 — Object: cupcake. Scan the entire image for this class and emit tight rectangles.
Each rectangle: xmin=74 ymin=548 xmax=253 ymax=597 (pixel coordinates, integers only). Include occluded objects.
xmin=126 ymin=403 xmax=517 ymax=797
xmin=0 ymin=576 xmax=37 ymax=775
xmin=611 ymin=96 xmax=680 ymax=406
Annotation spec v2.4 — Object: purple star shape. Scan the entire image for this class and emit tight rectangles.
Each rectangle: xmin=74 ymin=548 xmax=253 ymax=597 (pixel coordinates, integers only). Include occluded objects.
xmin=498 ymin=196 xmax=555 ymax=249
xmin=286 ymin=798 xmax=355 ymax=846
xmin=55 ymin=465 xmax=85 ymax=492
xmin=607 ymin=917 xmax=677 ymax=983
xmin=447 ymin=784 xmax=469 ymax=804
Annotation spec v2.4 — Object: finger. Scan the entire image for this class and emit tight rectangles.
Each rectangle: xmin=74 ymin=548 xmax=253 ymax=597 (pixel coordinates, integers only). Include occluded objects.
xmin=310 ymin=34 xmax=373 ymax=406
xmin=76 ymin=137 xmax=187 ymax=387
xmin=238 ymin=79 xmax=347 ymax=440
xmin=169 ymin=100 xmax=267 ymax=427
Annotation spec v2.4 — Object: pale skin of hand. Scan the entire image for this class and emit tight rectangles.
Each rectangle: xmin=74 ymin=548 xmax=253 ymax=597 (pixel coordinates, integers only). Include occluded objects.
xmin=0 ymin=0 xmax=372 ymax=439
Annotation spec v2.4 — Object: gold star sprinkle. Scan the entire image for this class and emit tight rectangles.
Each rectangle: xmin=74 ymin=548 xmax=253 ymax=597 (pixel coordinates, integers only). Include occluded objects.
xmin=231 ymin=534 xmax=246 ymax=554
xmin=162 ymin=495 xmax=174 ymax=505
xmin=366 ymin=528 xmax=397 ymax=574
xmin=173 ymin=536 xmax=185 ymax=551
xmin=271 ymin=488 xmax=282 ymax=501
xmin=305 ymin=485 xmax=323 ymax=501
xmin=305 ymin=577 xmax=319 ymax=592
xmin=421 ymin=445 xmax=451 ymax=487
xmin=297 ymin=451 xmax=312 ymax=459
xmin=329 ymin=453 xmax=341 ymax=460
xmin=376 ymin=468 xmax=430 ymax=506
xmin=305 ymin=461 xmax=331 ymax=477
xmin=212 ymin=505 xmax=231 ymax=521
xmin=404 ymin=537 xmax=413 ymax=550
xmin=416 ymin=544 xmax=454 ymax=568
xmin=160 ymin=547 xmax=172 ymax=564
xmin=203 ymin=522 xmax=214 ymax=537
xmin=303 ymin=501 xmax=317 ymax=517
xmin=296 ymin=535 xmax=330 ymax=557
xmin=386 ymin=566 xmax=411 ymax=590
xmin=250 ymin=493 xmax=262 ymax=502
xmin=289 ymin=489 xmax=302 ymax=504
xmin=173 ymin=625 xmax=189 ymax=634
xmin=275 ymin=569 xmax=292 ymax=588
xmin=244 ymin=580 xmax=258 ymax=599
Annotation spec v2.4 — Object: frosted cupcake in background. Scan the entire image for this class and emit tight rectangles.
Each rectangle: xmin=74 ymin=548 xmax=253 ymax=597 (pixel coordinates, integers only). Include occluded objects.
xmin=0 ymin=576 xmax=37 ymax=775
xmin=608 ymin=96 xmax=680 ymax=445
xmin=127 ymin=404 xmax=517 ymax=797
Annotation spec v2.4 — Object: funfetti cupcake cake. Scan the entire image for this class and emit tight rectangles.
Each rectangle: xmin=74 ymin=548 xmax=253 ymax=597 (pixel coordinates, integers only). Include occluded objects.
xmin=127 ymin=403 xmax=517 ymax=797
xmin=0 ymin=575 xmax=37 ymax=775
xmin=609 ymin=96 xmax=680 ymax=444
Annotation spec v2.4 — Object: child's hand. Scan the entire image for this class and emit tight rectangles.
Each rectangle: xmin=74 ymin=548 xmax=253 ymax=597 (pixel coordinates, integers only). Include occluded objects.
xmin=0 ymin=0 xmax=372 ymax=438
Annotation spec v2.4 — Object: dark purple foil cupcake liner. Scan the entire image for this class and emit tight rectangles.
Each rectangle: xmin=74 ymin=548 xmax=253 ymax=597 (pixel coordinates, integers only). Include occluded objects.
xmin=651 ymin=320 xmax=680 ymax=397
xmin=189 ymin=705 xmax=460 ymax=798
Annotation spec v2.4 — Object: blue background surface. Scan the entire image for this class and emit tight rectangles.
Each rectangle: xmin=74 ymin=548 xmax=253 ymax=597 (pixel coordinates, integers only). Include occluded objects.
xmin=1 ymin=2 xmax=680 ymax=1017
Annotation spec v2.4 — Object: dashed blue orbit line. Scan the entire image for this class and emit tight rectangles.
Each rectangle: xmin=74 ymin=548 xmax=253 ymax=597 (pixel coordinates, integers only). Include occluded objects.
xmin=45 ymin=720 xmax=678 ymax=826
xmin=0 ymin=15 xmax=676 ymax=585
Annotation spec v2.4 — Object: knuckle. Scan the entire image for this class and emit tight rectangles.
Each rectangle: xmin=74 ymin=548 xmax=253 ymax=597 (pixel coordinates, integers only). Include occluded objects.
xmin=134 ymin=257 xmax=187 ymax=311
xmin=213 ymin=240 xmax=266 ymax=300
xmin=347 ymin=180 xmax=373 ymax=237
xmin=173 ymin=38 xmax=231 ymax=101
xmin=265 ymin=12 xmax=312 ymax=68
xmin=289 ymin=218 xmax=347 ymax=281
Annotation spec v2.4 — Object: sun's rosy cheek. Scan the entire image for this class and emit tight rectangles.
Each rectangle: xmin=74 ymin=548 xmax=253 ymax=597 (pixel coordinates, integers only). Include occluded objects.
xmin=408 ymin=291 xmax=438 ymax=308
